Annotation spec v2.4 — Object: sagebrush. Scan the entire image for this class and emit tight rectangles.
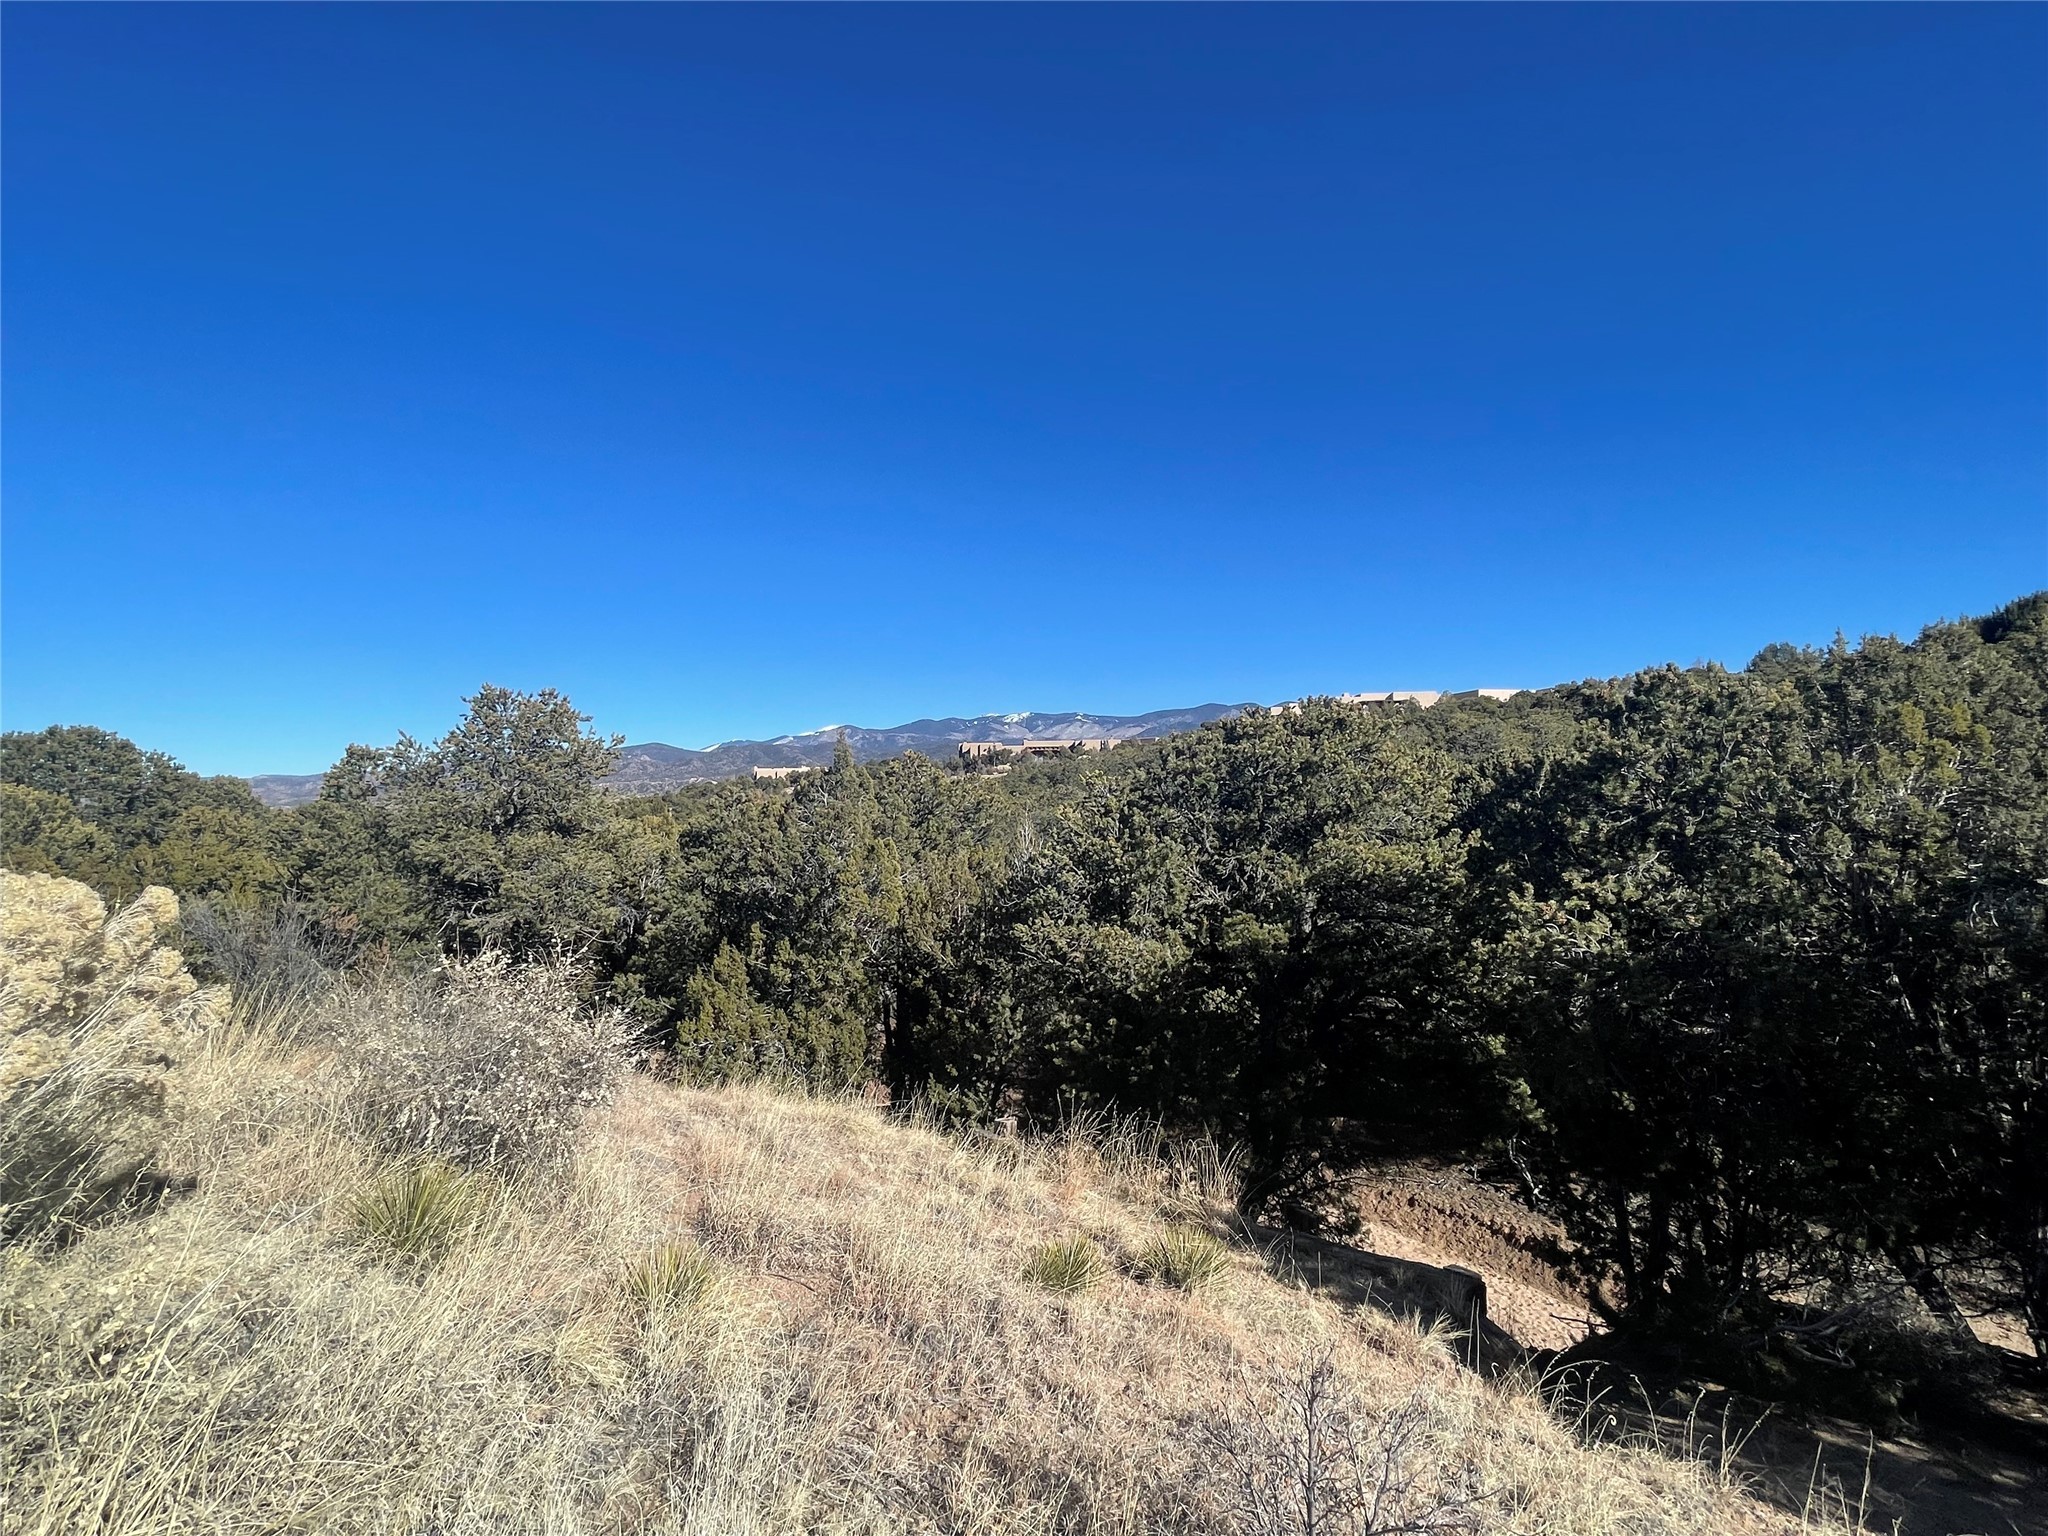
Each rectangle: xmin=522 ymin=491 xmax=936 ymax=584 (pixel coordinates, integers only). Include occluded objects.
xmin=333 ymin=953 xmax=632 ymax=1172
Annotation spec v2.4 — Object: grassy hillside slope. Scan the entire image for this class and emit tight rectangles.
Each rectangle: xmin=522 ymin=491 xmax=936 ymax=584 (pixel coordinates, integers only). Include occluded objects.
xmin=1 ymin=1022 xmax=1831 ymax=1535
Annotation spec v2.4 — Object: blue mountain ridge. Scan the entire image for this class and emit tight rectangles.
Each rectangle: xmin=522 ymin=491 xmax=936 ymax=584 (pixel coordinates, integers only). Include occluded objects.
xmin=245 ymin=704 xmax=1251 ymax=806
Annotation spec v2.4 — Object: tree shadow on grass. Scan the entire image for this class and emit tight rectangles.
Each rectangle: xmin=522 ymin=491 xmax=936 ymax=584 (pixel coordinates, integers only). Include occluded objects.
xmin=1253 ymin=1222 xmax=1521 ymax=1373
xmin=1256 ymin=1222 xmax=2048 ymax=1535
xmin=1541 ymin=1345 xmax=2048 ymax=1536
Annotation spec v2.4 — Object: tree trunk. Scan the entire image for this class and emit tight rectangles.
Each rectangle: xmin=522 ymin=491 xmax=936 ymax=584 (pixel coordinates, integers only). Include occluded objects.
xmin=1887 ymin=1242 xmax=1974 ymax=1340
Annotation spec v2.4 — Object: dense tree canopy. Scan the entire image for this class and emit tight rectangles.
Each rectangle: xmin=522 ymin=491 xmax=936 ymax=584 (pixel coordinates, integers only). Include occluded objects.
xmin=312 ymin=686 xmax=650 ymax=959
xmin=6 ymin=596 xmax=2043 ymax=1372
xmin=0 ymin=725 xmax=274 ymax=902
xmin=887 ymin=704 xmax=1497 ymax=1197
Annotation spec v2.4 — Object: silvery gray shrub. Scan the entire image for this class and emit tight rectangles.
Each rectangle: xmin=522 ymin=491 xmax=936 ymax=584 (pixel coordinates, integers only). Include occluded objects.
xmin=336 ymin=954 xmax=632 ymax=1173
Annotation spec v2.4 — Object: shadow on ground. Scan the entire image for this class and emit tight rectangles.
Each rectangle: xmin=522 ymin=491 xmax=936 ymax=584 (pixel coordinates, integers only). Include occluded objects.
xmin=1258 ymin=1223 xmax=2048 ymax=1536
xmin=1256 ymin=1224 xmax=1521 ymax=1370
xmin=1545 ymin=1358 xmax=2048 ymax=1536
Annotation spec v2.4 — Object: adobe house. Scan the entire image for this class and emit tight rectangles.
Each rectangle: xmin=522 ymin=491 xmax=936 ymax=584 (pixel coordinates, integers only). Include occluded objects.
xmin=957 ymin=739 xmax=1118 ymax=761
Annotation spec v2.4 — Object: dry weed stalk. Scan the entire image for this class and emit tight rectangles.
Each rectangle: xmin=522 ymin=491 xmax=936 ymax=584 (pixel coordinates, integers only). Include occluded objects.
xmin=1203 ymin=1348 xmax=1490 ymax=1536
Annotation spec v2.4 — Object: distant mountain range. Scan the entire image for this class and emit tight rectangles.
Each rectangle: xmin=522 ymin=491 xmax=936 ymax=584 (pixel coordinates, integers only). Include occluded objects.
xmin=246 ymin=774 xmax=334 ymax=808
xmin=243 ymin=704 xmax=1251 ymax=807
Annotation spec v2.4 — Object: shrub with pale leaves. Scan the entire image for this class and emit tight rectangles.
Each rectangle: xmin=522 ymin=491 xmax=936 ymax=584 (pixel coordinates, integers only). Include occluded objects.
xmin=0 ymin=870 xmax=223 ymax=1235
xmin=334 ymin=953 xmax=631 ymax=1172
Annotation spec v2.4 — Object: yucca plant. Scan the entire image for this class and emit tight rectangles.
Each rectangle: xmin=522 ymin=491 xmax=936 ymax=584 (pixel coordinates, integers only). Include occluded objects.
xmin=347 ymin=1162 xmax=481 ymax=1264
xmin=1023 ymin=1235 xmax=1107 ymax=1295
xmin=1134 ymin=1225 xmax=1231 ymax=1293
xmin=622 ymin=1239 xmax=719 ymax=1311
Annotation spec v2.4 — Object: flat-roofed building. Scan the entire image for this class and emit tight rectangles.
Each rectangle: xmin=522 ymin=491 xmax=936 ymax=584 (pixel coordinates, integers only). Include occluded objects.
xmin=958 ymin=739 xmax=1118 ymax=760
xmin=1278 ymin=688 xmax=1521 ymax=714
xmin=751 ymin=765 xmax=807 ymax=779
xmin=1334 ymin=690 xmax=1444 ymax=709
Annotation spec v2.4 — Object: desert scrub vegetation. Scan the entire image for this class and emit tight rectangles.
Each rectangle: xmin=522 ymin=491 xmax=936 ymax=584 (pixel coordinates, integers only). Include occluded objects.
xmin=621 ymin=1238 xmax=719 ymax=1312
xmin=0 ymin=939 xmax=1854 ymax=1535
xmin=1022 ymin=1233 xmax=1109 ymax=1295
xmin=1203 ymin=1350 xmax=1489 ymax=1536
xmin=347 ymin=1160 xmax=485 ymax=1265
xmin=0 ymin=871 xmax=222 ymax=1237
xmin=177 ymin=895 xmax=346 ymax=1040
xmin=332 ymin=952 xmax=633 ymax=1171
xmin=1135 ymin=1224 xmax=1234 ymax=1294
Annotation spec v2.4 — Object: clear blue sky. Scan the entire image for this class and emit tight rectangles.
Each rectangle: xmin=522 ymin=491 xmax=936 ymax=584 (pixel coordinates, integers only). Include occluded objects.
xmin=4 ymin=4 xmax=2043 ymax=775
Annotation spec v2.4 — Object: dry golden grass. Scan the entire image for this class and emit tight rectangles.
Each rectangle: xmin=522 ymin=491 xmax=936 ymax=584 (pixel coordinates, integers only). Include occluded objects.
xmin=0 ymin=1004 xmax=1857 ymax=1535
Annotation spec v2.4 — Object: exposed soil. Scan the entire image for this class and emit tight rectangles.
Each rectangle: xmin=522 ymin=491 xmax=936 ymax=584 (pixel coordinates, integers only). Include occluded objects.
xmin=1349 ymin=1162 xmax=1599 ymax=1353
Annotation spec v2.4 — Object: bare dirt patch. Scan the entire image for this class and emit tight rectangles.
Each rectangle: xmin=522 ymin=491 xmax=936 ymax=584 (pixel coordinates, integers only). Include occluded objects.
xmin=1349 ymin=1161 xmax=1599 ymax=1353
